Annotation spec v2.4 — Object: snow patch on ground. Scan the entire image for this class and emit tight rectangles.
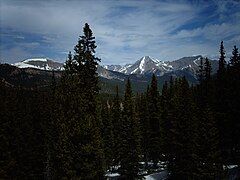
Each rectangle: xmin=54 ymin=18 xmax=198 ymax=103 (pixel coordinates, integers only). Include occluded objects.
xmin=223 ymin=165 xmax=238 ymax=170
xmin=105 ymin=172 xmax=120 ymax=177
xmin=144 ymin=171 xmax=168 ymax=180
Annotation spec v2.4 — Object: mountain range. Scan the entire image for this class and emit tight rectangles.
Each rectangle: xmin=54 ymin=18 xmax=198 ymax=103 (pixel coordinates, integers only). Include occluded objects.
xmin=0 ymin=55 xmax=218 ymax=94
xmin=13 ymin=55 xmax=218 ymax=79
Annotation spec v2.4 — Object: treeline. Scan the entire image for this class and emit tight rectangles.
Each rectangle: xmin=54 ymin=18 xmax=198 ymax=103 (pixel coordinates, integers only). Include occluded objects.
xmin=0 ymin=23 xmax=240 ymax=179
xmin=101 ymin=40 xmax=240 ymax=179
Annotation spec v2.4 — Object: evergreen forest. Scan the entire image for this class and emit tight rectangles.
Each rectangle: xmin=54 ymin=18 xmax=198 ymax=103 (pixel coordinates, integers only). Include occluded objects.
xmin=1 ymin=23 xmax=240 ymax=179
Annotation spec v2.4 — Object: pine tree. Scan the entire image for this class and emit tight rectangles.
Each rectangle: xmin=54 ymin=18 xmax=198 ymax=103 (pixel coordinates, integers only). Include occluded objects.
xmin=196 ymin=61 xmax=222 ymax=178
xmin=110 ymin=86 xmax=122 ymax=166
xmin=43 ymin=71 xmax=58 ymax=179
xmin=168 ymin=77 xmax=199 ymax=179
xmin=215 ymin=41 xmax=229 ymax=166
xmin=202 ymin=57 xmax=212 ymax=104
xmin=160 ymin=81 xmax=169 ymax=160
xmin=204 ymin=57 xmax=212 ymax=82
xmin=229 ymin=46 xmax=239 ymax=66
xmin=198 ymin=57 xmax=204 ymax=84
xmin=64 ymin=51 xmax=74 ymax=75
xmin=101 ymin=102 xmax=114 ymax=170
xmin=227 ymin=46 xmax=240 ymax=166
xmin=147 ymin=74 xmax=161 ymax=168
xmin=217 ymin=41 xmax=226 ymax=77
xmin=119 ymin=79 xmax=141 ymax=179
xmin=54 ymin=23 xmax=104 ymax=179
xmin=135 ymin=91 xmax=150 ymax=167
xmin=0 ymin=79 xmax=14 ymax=178
xmin=197 ymin=57 xmax=205 ymax=107
xmin=197 ymin=105 xmax=221 ymax=179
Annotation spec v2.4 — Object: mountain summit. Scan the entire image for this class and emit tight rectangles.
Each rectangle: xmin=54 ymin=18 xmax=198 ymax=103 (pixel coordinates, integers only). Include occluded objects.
xmin=117 ymin=56 xmax=172 ymax=75
xmin=13 ymin=58 xmax=64 ymax=70
xmin=105 ymin=55 xmax=218 ymax=77
xmin=11 ymin=55 xmax=218 ymax=82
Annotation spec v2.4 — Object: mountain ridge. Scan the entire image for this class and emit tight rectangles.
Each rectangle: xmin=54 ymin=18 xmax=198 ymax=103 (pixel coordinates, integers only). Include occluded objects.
xmin=10 ymin=55 xmax=218 ymax=84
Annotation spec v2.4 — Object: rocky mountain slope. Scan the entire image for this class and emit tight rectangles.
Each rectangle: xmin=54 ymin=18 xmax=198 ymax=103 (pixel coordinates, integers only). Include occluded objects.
xmin=3 ymin=55 xmax=218 ymax=93
xmin=12 ymin=56 xmax=218 ymax=80
xmin=105 ymin=55 xmax=218 ymax=77
xmin=13 ymin=58 xmax=64 ymax=70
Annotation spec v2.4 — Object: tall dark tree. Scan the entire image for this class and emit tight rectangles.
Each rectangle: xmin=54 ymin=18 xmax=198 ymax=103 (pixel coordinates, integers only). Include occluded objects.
xmin=198 ymin=57 xmax=204 ymax=84
xmin=110 ymin=86 xmax=122 ymax=166
xmin=217 ymin=41 xmax=226 ymax=77
xmin=147 ymin=74 xmax=161 ymax=167
xmin=119 ymin=79 xmax=141 ymax=179
xmin=197 ymin=57 xmax=205 ymax=107
xmin=43 ymin=73 xmax=58 ymax=179
xmin=197 ymin=105 xmax=221 ymax=179
xmin=227 ymin=46 xmax=240 ymax=165
xmin=160 ymin=81 xmax=170 ymax=162
xmin=168 ymin=77 xmax=199 ymax=179
xmin=204 ymin=58 xmax=212 ymax=82
xmin=100 ymin=102 xmax=114 ymax=170
xmin=135 ymin=91 xmax=150 ymax=167
xmin=196 ymin=58 xmax=222 ymax=178
xmin=215 ymin=41 xmax=229 ymax=165
xmin=229 ymin=46 xmax=239 ymax=66
xmin=54 ymin=23 xmax=104 ymax=179
xmin=203 ymin=57 xmax=213 ymax=104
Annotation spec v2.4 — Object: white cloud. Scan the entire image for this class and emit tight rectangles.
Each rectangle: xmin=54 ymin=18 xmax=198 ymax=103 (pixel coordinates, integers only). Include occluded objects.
xmin=0 ymin=0 xmax=239 ymax=64
xmin=174 ymin=22 xmax=240 ymax=40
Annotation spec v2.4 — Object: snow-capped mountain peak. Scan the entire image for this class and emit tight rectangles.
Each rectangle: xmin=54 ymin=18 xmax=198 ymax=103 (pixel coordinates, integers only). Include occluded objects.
xmin=12 ymin=58 xmax=126 ymax=81
xmin=13 ymin=58 xmax=64 ymax=70
xmin=118 ymin=56 xmax=172 ymax=75
xmin=104 ymin=55 xmax=218 ymax=77
xmin=11 ymin=55 xmax=218 ymax=82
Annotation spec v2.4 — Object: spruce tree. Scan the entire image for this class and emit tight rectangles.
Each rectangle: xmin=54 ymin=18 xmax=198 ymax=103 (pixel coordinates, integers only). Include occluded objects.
xmin=119 ymin=79 xmax=141 ymax=179
xmin=198 ymin=57 xmax=204 ymax=84
xmin=215 ymin=41 xmax=229 ymax=165
xmin=168 ymin=77 xmax=198 ymax=179
xmin=110 ymin=86 xmax=122 ymax=166
xmin=101 ymin=102 xmax=114 ymax=170
xmin=196 ymin=60 xmax=222 ymax=178
xmin=135 ymin=92 xmax=150 ymax=167
xmin=197 ymin=105 xmax=221 ymax=179
xmin=204 ymin=58 xmax=212 ymax=82
xmin=55 ymin=23 xmax=104 ymax=179
xmin=217 ymin=41 xmax=226 ymax=77
xmin=203 ymin=57 xmax=212 ymax=104
xmin=228 ymin=46 xmax=240 ymax=166
xmin=229 ymin=46 xmax=239 ymax=66
xmin=147 ymin=74 xmax=161 ymax=168
xmin=0 ymin=80 xmax=13 ymax=178
xmin=160 ymin=81 xmax=169 ymax=160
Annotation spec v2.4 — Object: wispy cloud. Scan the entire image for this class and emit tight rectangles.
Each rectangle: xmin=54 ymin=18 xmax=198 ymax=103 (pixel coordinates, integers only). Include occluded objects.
xmin=0 ymin=0 xmax=239 ymax=64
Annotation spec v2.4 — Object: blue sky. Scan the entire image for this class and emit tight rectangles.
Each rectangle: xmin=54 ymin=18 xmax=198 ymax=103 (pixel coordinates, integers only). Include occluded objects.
xmin=0 ymin=0 xmax=239 ymax=64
